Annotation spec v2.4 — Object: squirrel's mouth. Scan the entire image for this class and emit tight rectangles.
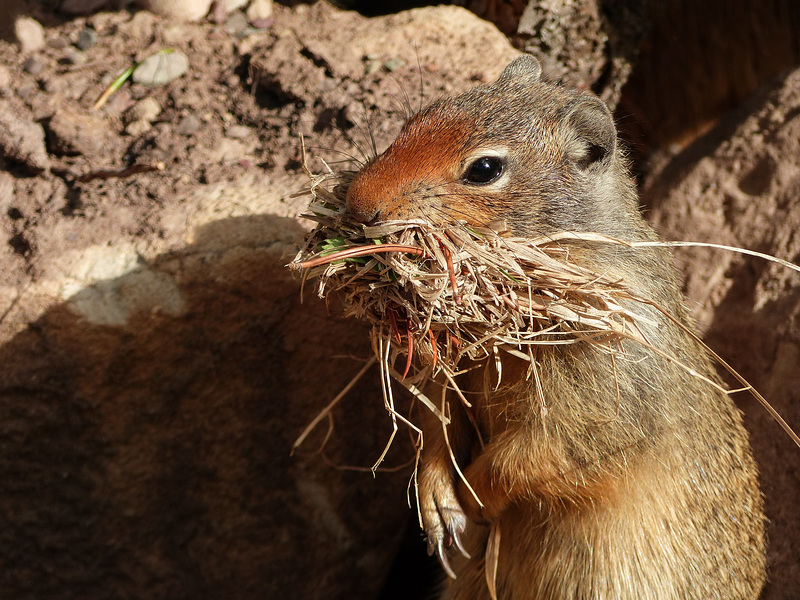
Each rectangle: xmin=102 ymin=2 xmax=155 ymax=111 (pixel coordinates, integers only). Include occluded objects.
xmin=290 ymin=164 xmax=651 ymax=397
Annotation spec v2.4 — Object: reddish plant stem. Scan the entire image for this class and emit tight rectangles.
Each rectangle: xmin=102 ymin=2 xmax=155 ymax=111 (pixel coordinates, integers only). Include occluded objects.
xmin=402 ymin=316 xmax=413 ymax=380
xmin=429 ymin=329 xmax=438 ymax=371
xmin=388 ymin=307 xmax=402 ymax=345
xmin=293 ymin=244 xmax=425 ymax=270
xmin=441 ymin=243 xmax=461 ymax=304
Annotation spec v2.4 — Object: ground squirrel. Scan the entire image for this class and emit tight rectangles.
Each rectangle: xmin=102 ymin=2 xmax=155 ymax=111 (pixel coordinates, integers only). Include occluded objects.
xmin=346 ymin=55 xmax=766 ymax=600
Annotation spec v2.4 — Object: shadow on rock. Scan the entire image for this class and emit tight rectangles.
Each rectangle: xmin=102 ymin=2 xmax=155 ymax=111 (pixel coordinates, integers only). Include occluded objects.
xmin=0 ymin=214 xmax=413 ymax=600
xmin=703 ymin=259 xmax=800 ymax=600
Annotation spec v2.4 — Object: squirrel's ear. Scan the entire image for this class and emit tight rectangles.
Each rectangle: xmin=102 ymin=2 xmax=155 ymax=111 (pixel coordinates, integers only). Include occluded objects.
xmin=560 ymin=95 xmax=617 ymax=171
xmin=496 ymin=55 xmax=542 ymax=86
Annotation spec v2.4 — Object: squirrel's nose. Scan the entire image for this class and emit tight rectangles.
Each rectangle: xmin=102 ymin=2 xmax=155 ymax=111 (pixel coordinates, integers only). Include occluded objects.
xmin=346 ymin=177 xmax=381 ymax=224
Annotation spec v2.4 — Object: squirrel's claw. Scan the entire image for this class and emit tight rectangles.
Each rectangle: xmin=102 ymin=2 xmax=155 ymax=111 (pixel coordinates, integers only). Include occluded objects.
xmin=429 ymin=538 xmax=457 ymax=579
xmin=451 ymin=528 xmax=470 ymax=559
xmin=423 ymin=501 xmax=468 ymax=578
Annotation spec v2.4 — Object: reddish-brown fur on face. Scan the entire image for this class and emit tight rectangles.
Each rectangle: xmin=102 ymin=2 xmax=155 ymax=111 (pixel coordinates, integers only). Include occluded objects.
xmin=346 ymin=112 xmax=474 ymax=224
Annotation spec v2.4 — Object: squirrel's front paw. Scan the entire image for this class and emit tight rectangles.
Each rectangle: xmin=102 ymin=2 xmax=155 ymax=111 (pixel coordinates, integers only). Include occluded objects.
xmin=419 ymin=471 xmax=470 ymax=578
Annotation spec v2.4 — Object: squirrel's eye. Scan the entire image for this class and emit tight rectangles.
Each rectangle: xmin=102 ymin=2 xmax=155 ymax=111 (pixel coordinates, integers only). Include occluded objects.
xmin=463 ymin=157 xmax=504 ymax=185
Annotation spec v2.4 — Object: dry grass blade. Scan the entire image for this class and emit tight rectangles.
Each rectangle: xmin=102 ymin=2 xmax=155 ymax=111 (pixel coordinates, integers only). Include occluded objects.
xmin=486 ymin=522 xmax=501 ymax=600
xmin=291 ymin=355 xmax=376 ymax=455
xmin=632 ymin=240 xmax=800 ymax=275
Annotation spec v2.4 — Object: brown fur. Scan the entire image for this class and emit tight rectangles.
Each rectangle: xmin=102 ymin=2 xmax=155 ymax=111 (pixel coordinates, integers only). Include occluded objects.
xmin=346 ymin=56 xmax=766 ymax=600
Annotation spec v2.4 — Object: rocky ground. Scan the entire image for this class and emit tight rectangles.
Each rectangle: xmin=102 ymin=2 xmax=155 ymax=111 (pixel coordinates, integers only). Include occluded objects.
xmin=645 ymin=67 xmax=800 ymax=599
xmin=0 ymin=1 xmax=798 ymax=599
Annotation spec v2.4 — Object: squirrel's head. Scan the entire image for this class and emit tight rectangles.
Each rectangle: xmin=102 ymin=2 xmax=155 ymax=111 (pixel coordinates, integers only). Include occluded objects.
xmin=346 ymin=55 xmax=638 ymax=238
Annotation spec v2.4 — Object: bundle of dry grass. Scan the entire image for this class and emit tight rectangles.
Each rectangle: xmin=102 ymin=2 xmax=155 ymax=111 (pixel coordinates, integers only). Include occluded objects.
xmin=289 ymin=166 xmax=657 ymax=417
xmin=289 ymin=160 xmax=800 ymax=464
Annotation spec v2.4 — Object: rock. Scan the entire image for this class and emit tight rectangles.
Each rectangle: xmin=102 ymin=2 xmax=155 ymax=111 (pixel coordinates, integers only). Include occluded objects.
xmin=100 ymin=86 xmax=132 ymax=118
xmin=207 ymin=137 xmax=249 ymax=163
xmin=47 ymin=36 xmax=70 ymax=49
xmin=225 ymin=124 xmax=250 ymax=139
xmin=176 ymin=113 xmax=201 ymax=136
xmin=249 ymin=2 xmax=520 ymax=155
xmin=0 ymin=171 xmax=14 ymax=209
xmin=517 ymin=2 xmax=607 ymax=97
xmin=15 ymin=81 xmax=37 ymax=100
xmin=383 ymin=58 xmax=404 ymax=72
xmin=249 ymin=33 xmax=326 ymax=104
xmin=14 ymin=16 xmax=45 ymax=54
xmin=132 ymin=50 xmax=189 ymax=87
xmin=0 ymin=65 xmax=9 ymax=87
xmin=59 ymin=47 xmax=86 ymax=66
xmin=246 ymin=0 xmax=272 ymax=23
xmin=68 ymin=266 xmax=185 ymax=327
xmin=22 ymin=57 xmax=43 ymax=76
xmin=250 ymin=17 xmax=272 ymax=30
xmin=117 ymin=9 xmax=158 ymax=42
xmin=125 ymin=119 xmax=152 ymax=136
xmin=225 ymin=11 xmax=248 ymax=36
xmin=136 ymin=0 xmax=213 ymax=22
xmin=46 ymin=108 xmax=113 ymax=157
xmin=129 ymin=85 xmax=148 ymax=101
xmin=0 ymin=106 xmax=50 ymax=173
xmin=126 ymin=97 xmax=162 ymax=124
xmin=76 ymin=27 xmax=98 ymax=51
xmin=0 ymin=223 xmax=411 ymax=598
xmin=40 ymin=77 xmax=59 ymax=94
xmin=623 ymin=1 xmax=800 ymax=153
xmin=60 ymin=0 xmax=109 ymax=14
xmin=645 ymin=65 xmax=800 ymax=600
xmin=225 ymin=0 xmax=248 ymax=12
